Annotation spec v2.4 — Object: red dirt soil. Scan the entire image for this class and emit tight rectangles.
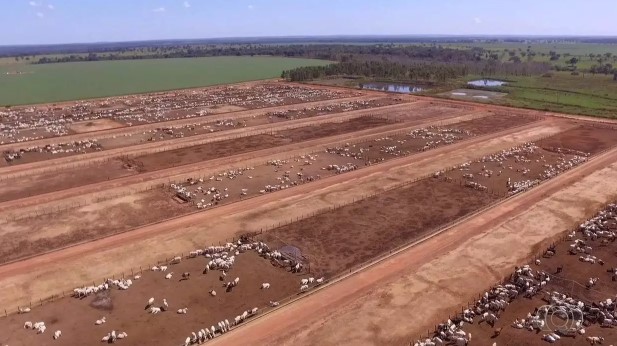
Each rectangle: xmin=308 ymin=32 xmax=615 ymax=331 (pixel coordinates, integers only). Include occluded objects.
xmin=537 ymin=125 xmax=617 ymax=155
xmin=454 ymin=114 xmax=539 ymax=135
xmin=0 ymin=118 xmax=556 ymax=264
xmin=133 ymin=116 xmax=394 ymax=172
xmin=0 ymin=252 xmax=310 ymax=346
xmin=202 ymin=145 xmax=617 ymax=346
xmin=457 ymin=218 xmax=617 ymax=346
xmin=0 ymin=160 xmax=137 ymax=203
xmin=259 ymin=178 xmax=499 ymax=277
xmin=0 ymin=190 xmax=190 ymax=264
xmin=444 ymin=145 xmax=584 ymax=195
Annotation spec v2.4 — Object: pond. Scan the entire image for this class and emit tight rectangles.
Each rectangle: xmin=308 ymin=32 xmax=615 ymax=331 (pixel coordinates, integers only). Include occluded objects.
xmin=467 ymin=79 xmax=507 ymax=87
xmin=360 ymin=83 xmax=424 ymax=94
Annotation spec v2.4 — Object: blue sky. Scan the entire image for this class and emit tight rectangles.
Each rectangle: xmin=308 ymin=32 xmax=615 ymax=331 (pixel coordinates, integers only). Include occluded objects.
xmin=2 ymin=0 xmax=617 ymax=45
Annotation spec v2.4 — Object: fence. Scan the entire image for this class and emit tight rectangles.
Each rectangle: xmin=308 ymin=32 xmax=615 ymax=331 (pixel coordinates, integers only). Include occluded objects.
xmin=2 ymin=112 xmax=616 ymax=318
xmin=3 ymin=111 xmax=601 ymax=222
xmin=0 ymin=108 xmax=394 ymax=182
xmin=1 ymin=112 xmax=491 ymax=222
xmin=407 ymin=194 xmax=617 ymax=342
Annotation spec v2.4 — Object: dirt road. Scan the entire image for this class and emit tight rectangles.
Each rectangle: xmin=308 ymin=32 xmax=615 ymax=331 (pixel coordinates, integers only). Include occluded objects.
xmin=206 ymin=142 xmax=617 ymax=346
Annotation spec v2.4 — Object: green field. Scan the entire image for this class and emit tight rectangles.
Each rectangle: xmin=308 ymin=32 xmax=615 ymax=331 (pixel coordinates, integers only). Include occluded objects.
xmin=438 ymin=42 xmax=617 ymax=70
xmin=0 ymin=56 xmax=331 ymax=106
xmin=444 ymin=72 xmax=617 ymax=118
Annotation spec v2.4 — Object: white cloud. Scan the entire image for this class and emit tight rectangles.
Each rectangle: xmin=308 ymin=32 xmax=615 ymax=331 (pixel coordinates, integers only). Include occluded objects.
xmin=152 ymin=7 xmax=166 ymax=12
xmin=473 ymin=17 xmax=482 ymax=24
xmin=47 ymin=4 xmax=54 ymax=10
xmin=248 ymin=4 xmax=254 ymax=10
xmin=183 ymin=1 xmax=190 ymax=8
xmin=29 ymin=1 xmax=39 ymax=6
xmin=36 ymin=11 xmax=44 ymax=18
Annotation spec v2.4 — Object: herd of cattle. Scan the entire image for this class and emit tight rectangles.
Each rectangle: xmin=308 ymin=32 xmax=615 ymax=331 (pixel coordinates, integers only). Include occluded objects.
xmin=413 ymin=203 xmax=617 ymax=346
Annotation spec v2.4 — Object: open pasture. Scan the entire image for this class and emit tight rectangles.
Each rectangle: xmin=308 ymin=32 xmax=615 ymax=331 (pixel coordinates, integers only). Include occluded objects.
xmin=421 ymin=203 xmax=617 ymax=346
xmin=0 ymin=56 xmax=334 ymax=106
xmin=0 ymin=247 xmax=314 ymax=346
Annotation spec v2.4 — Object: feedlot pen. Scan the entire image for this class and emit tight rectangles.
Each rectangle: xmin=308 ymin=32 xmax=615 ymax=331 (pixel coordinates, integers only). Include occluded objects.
xmin=0 ymin=114 xmax=545 ymax=264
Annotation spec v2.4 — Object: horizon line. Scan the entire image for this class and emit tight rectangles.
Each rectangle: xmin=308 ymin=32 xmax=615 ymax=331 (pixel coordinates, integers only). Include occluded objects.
xmin=3 ymin=34 xmax=617 ymax=48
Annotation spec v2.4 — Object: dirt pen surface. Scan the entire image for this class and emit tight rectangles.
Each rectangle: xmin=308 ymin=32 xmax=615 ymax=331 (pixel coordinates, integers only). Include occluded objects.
xmin=0 ymin=117 xmax=488 ymax=261
xmin=443 ymin=142 xmax=588 ymax=195
xmin=0 ymin=190 xmax=190 ymax=264
xmin=0 ymin=115 xmax=550 ymax=263
xmin=2 ymin=97 xmax=409 ymax=166
xmin=320 ymin=114 xmax=538 ymax=165
xmin=431 ymin=203 xmax=617 ymax=346
xmin=133 ymin=116 xmax=393 ymax=172
xmin=264 ymin=97 xmax=404 ymax=122
xmin=0 ymin=82 xmax=359 ymax=144
xmin=260 ymin=178 xmax=499 ymax=277
xmin=4 ymin=81 xmax=617 ymax=346
xmin=69 ymin=119 xmax=124 ymax=133
xmin=0 ymin=160 xmax=138 ymax=203
xmin=0 ymin=250 xmax=312 ymax=346
xmin=537 ymin=125 xmax=617 ymax=155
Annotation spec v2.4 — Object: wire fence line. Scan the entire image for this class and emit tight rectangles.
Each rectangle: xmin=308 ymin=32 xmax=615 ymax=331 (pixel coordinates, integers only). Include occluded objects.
xmin=0 ymin=114 xmax=391 ymax=182
xmin=0 ymin=105 xmax=503 ymax=184
xmin=407 ymin=153 xmax=617 ymax=343
xmin=2 ymin=112 xmax=534 ymax=222
xmin=2 ymin=115 xmax=615 ymax=319
xmin=410 ymin=208 xmax=616 ymax=344
xmin=0 ymin=167 xmax=497 ymax=318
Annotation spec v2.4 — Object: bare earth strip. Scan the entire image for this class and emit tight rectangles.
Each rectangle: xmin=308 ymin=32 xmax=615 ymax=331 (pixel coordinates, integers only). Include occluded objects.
xmin=0 ymin=110 xmax=488 ymax=215
xmin=0 ymin=119 xmax=569 ymax=311
xmin=206 ymin=144 xmax=617 ymax=346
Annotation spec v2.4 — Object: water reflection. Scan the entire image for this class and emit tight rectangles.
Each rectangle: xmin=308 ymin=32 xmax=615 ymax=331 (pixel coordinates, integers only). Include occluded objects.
xmin=361 ymin=83 xmax=424 ymax=94
xmin=467 ymin=80 xmax=507 ymax=87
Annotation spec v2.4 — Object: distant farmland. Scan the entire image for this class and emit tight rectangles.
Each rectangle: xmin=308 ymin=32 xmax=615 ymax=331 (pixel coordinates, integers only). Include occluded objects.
xmin=0 ymin=56 xmax=331 ymax=105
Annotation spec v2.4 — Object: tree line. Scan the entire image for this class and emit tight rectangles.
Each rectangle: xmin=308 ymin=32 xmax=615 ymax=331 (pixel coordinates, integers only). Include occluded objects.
xmin=33 ymin=44 xmax=482 ymax=64
xmin=281 ymin=59 xmax=550 ymax=82
xmin=281 ymin=61 xmax=470 ymax=82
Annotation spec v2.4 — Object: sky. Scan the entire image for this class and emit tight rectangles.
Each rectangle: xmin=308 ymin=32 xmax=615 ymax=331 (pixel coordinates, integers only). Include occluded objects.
xmin=1 ymin=0 xmax=617 ymax=45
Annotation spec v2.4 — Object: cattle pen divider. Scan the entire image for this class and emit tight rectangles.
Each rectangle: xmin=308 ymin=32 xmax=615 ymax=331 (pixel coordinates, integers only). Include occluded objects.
xmin=0 ymin=117 xmax=602 ymax=320
xmin=173 ymin=142 xmax=617 ymax=344
xmin=2 ymin=111 xmax=535 ymax=222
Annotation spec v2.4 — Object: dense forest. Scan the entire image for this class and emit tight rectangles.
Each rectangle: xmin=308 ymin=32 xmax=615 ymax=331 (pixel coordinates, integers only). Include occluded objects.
xmin=281 ymin=61 xmax=469 ymax=82
xmin=281 ymin=57 xmax=551 ymax=82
